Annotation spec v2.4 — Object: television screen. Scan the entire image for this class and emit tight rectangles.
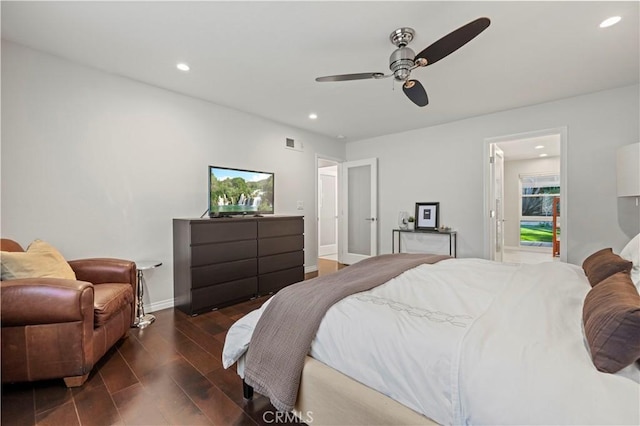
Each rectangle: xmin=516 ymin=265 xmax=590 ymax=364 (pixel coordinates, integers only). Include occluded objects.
xmin=209 ymin=165 xmax=274 ymax=216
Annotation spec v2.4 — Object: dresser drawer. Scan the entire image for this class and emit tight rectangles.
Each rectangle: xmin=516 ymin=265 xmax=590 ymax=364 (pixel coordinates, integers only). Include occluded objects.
xmin=191 ymin=240 xmax=257 ymax=266
xmin=258 ymin=218 xmax=304 ymax=238
xmin=191 ymin=258 xmax=257 ymax=288
xmin=191 ymin=221 xmax=256 ymax=244
xmin=258 ymin=235 xmax=304 ymax=257
xmin=258 ymin=266 xmax=304 ymax=295
xmin=191 ymin=277 xmax=257 ymax=312
xmin=259 ymin=251 xmax=304 ymax=274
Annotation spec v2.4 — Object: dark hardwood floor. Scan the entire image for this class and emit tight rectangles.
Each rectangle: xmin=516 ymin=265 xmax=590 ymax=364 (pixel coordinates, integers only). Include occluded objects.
xmin=1 ymin=259 xmax=346 ymax=426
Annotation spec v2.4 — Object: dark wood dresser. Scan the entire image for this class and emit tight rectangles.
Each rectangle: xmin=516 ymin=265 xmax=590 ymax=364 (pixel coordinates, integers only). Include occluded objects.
xmin=173 ymin=215 xmax=304 ymax=315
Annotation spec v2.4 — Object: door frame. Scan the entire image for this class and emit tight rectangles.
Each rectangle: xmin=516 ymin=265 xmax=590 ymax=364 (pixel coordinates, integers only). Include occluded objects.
xmin=315 ymin=154 xmax=344 ymax=270
xmin=483 ymin=127 xmax=568 ymax=262
xmin=317 ymin=163 xmax=339 ymax=257
xmin=489 ymin=144 xmax=505 ymax=262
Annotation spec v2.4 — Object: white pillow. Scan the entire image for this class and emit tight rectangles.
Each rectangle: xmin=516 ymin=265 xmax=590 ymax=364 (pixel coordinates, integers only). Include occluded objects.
xmin=620 ymin=233 xmax=640 ymax=289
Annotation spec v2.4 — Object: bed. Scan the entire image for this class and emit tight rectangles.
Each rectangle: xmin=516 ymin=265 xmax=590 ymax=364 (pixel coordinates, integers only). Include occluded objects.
xmin=222 ymin=237 xmax=640 ymax=425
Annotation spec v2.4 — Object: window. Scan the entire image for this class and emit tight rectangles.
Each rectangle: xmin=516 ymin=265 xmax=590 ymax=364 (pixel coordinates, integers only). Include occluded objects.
xmin=520 ymin=174 xmax=560 ymax=247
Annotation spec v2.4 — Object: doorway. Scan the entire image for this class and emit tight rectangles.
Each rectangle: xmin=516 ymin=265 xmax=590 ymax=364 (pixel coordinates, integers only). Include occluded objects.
xmin=318 ymin=160 xmax=339 ymax=261
xmin=485 ymin=128 xmax=567 ymax=264
xmin=316 ymin=156 xmax=378 ymax=269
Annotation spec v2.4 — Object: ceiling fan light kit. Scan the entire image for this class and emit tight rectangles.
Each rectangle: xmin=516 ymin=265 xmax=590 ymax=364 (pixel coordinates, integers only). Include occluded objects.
xmin=315 ymin=17 xmax=491 ymax=107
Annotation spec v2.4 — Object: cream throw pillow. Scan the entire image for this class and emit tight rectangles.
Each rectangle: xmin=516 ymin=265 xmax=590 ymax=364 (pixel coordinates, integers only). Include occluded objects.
xmin=1 ymin=239 xmax=76 ymax=280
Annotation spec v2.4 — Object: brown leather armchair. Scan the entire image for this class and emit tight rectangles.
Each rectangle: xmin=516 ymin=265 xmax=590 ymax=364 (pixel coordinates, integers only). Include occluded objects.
xmin=1 ymin=239 xmax=136 ymax=387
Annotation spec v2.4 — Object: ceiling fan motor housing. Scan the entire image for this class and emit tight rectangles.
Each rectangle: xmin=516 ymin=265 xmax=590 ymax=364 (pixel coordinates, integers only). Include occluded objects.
xmin=389 ymin=47 xmax=415 ymax=81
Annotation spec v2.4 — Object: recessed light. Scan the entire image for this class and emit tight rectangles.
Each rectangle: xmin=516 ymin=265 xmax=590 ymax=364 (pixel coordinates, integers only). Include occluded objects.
xmin=534 ymin=145 xmax=545 ymax=150
xmin=600 ymin=16 xmax=621 ymax=28
xmin=336 ymin=134 xmax=345 ymax=139
xmin=308 ymin=113 xmax=318 ymax=120
xmin=176 ymin=63 xmax=190 ymax=71
xmin=539 ymin=153 xmax=548 ymax=158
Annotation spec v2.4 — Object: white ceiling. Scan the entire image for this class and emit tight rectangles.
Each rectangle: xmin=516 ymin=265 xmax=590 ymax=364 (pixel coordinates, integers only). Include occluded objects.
xmin=2 ymin=1 xmax=638 ymax=142
xmin=497 ymin=134 xmax=561 ymax=161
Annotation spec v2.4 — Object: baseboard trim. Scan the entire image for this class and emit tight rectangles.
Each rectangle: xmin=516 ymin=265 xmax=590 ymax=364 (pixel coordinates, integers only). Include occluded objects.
xmin=147 ymin=298 xmax=175 ymax=313
xmin=305 ymin=265 xmax=318 ymax=274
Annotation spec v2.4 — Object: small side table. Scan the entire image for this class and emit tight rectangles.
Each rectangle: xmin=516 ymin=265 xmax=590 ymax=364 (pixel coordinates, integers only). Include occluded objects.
xmin=135 ymin=260 xmax=162 ymax=329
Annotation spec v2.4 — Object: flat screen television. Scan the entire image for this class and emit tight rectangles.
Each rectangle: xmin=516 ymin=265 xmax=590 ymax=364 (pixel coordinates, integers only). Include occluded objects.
xmin=208 ymin=165 xmax=274 ymax=217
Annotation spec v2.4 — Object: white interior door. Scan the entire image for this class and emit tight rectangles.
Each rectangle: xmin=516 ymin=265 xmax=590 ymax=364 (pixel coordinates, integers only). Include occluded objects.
xmin=340 ymin=158 xmax=377 ymax=264
xmin=489 ymin=145 xmax=505 ymax=261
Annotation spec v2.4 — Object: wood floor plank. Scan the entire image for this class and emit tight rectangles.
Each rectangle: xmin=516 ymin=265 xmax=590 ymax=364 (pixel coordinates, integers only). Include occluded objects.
xmin=174 ymin=319 xmax=225 ymax=359
xmin=35 ymin=401 xmax=80 ymax=426
xmin=98 ymin=347 xmax=139 ymax=395
xmin=190 ymin=314 xmax=227 ymax=336
xmin=165 ymin=358 xmax=256 ymax=425
xmin=206 ymin=366 xmax=303 ymax=426
xmin=212 ymin=330 xmax=228 ymax=345
xmin=138 ymin=367 xmax=212 ymax=425
xmin=1 ymin=382 xmax=35 ymax=426
xmin=33 ymin=379 xmax=72 ymax=414
xmin=173 ymin=334 xmax=222 ymax=376
xmin=111 ymin=383 xmax=169 ymax=425
xmin=201 ymin=311 xmax=237 ymax=331
xmin=205 ymin=367 xmax=251 ymax=407
xmin=117 ymin=331 xmax=172 ymax=378
xmin=72 ymin=384 xmax=123 ymax=426
xmin=128 ymin=325 xmax=183 ymax=366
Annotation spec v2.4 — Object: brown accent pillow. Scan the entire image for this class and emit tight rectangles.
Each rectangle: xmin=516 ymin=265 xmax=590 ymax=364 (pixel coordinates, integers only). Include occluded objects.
xmin=582 ymin=272 xmax=640 ymax=373
xmin=582 ymin=248 xmax=632 ymax=287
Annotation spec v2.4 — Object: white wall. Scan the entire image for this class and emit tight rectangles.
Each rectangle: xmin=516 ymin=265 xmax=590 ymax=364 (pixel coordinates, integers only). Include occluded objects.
xmin=1 ymin=41 xmax=346 ymax=310
xmin=346 ymin=84 xmax=640 ymax=264
xmin=503 ymin=156 xmax=561 ymax=247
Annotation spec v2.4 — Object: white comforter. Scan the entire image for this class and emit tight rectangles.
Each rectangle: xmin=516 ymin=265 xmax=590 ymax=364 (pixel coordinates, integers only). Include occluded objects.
xmin=222 ymin=258 xmax=640 ymax=425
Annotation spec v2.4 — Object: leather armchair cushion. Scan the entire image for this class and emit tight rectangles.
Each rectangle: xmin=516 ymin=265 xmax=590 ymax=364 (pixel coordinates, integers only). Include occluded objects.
xmin=93 ymin=284 xmax=134 ymax=327
xmin=1 ymin=240 xmax=76 ymax=280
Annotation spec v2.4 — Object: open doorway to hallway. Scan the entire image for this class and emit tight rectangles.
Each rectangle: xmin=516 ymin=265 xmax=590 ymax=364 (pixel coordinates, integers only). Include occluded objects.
xmin=317 ymin=158 xmax=339 ymax=262
xmin=487 ymin=129 xmax=565 ymax=264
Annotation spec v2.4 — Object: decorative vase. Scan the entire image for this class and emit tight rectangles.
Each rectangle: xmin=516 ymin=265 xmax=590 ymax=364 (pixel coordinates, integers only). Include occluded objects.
xmin=398 ymin=211 xmax=409 ymax=229
xmin=407 ymin=222 xmax=415 ymax=230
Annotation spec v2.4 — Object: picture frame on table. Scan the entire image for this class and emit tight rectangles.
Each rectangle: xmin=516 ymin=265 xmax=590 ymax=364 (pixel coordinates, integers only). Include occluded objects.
xmin=415 ymin=202 xmax=439 ymax=230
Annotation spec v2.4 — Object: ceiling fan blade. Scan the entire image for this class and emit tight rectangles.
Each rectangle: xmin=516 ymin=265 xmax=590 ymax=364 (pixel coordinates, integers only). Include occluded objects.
xmin=415 ymin=17 xmax=490 ymax=66
xmin=402 ymin=80 xmax=428 ymax=107
xmin=315 ymin=72 xmax=386 ymax=82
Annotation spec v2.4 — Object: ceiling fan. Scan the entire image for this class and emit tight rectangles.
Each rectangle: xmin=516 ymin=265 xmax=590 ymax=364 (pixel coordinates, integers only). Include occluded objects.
xmin=315 ymin=17 xmax=490 ymax=107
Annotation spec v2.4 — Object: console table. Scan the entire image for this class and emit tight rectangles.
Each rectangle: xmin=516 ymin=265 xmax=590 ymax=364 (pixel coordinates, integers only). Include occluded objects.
xmin=392 ymin=229 xmax=457 ymax=257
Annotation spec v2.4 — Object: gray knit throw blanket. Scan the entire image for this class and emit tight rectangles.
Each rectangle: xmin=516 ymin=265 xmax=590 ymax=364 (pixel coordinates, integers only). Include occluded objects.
xmin=244 ymin=253 xmax=450 ymax=412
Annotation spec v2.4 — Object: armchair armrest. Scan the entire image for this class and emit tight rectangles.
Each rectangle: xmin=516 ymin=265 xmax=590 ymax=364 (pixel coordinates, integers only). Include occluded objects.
xmin=69 ymin=258 xmax=136 ymax=287
xmin=1 ymin=278 xmax=94 ymax=326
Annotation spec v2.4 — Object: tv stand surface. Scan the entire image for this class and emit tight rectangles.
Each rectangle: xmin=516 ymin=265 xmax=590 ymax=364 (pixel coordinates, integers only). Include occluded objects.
xmin=173 ymin=215 xmax=304 ymax=315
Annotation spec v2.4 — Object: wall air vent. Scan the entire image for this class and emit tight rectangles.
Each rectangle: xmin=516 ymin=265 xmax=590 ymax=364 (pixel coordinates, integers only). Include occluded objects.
xmin=285 ymin=137 xmax=303 ymax=152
